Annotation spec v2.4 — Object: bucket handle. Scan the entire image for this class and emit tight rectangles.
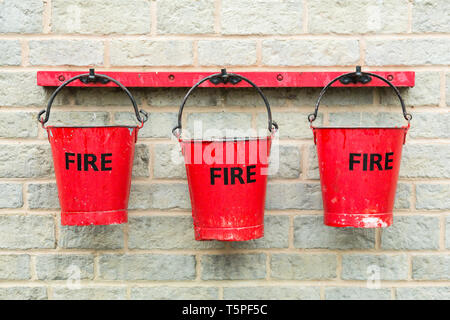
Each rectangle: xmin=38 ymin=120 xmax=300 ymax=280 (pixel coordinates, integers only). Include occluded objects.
xmin=172 ymin=69 xmax=278 ymax=138
xmin=38 ymin=69 xmax=148 ymax=128
xmin=308 ymin=69 xmax=412 ymax=126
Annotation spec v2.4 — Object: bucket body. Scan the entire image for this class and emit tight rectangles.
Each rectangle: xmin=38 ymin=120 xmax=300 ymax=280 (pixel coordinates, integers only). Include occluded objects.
xmin=314 ymin=127 xmax=407 ymax=228
xmin=47 ymin=126 xmax=138 ymax=226
xmin=181 ymin=137 xmax=272 ymax=241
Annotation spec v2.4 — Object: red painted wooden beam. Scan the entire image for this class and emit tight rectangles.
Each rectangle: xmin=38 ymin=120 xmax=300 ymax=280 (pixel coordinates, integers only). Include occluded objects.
xmin=37 ymin=71 xmax=415 ymax=88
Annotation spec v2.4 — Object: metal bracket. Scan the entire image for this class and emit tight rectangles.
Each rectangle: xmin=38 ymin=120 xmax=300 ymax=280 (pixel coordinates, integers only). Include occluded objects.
xmin=79 ymin=68 xmax=111 ymax=85
xmin=339 ymin=66 xmax=372 ymax=85
xmin=209 ymin=68 xmax=242 ymax=85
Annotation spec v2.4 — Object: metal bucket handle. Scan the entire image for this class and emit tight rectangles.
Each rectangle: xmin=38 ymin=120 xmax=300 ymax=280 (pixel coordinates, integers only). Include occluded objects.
xmin=172 ymin=69 xmax=278 ymax=138
xmin=38 ymin=69 xmax=148 ymax=128
xmin=308 ymin=70 xmax=412 ymax=126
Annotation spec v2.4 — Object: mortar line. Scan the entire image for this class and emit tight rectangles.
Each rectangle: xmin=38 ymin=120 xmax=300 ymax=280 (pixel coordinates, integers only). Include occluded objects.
xmin=440 ymin=71 xmax=446 ymax=108
xmin=103 ymin=39 xmax=111 ymax=68
xmin=21 ymin=40 xmax=29 ymax=67
xmin=302 ymin=0 xmax=308 ymax=33
xmin=43 ymin=0 xmax=52 ymax=34
xmin=1 ymin=65 xmax=449 ymax=72
xmin=2 ymin=279 xmax=450 ymax=287
xmin=214 ymin=0 xmax=222 ymax=34
xmin=2 ymin=33 xmax=450 ymax=40
xmin=439 ymin=214 xmax=446 ymax=251
xmin=407 ymin=0 xmax=413 ymax=34
xmin=150 ymin=0 xmax=157 ymax=36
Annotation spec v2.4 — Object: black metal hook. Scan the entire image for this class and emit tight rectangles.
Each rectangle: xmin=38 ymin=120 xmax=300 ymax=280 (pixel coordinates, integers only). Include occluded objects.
xmin=209 ymin=68 xmax=242 ymax=85
xmin=79 ymin=68 xmax=110 ymax=85
xmin=339 ymin=66 xmax=372 ymax=85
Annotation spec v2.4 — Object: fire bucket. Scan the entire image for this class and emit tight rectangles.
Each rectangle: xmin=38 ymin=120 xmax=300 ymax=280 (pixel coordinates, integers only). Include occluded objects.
xmin=308 ymin=71 xmax=412 ymax=228
xmin=38 ymin=71 xmax=148 ymax=226
xmin=172 ymin=70 xmax=278 ymax=241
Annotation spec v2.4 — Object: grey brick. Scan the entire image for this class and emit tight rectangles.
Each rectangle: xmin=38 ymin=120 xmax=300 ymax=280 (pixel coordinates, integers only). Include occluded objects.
xmin=447 ymin=217 xmax=450 ymax=249
xmin=412 ymin=255 xmax=450 ymax=280
xmin=74 ymin=87 xmax=144 ymax=106
xmin=342 ymin=254 xmax=408 ymax=280
xmin=28 ymin=183 xmax=59 ymax=209
xmin=269 ymin=145 xmax=301 ymax=179
xmin=257 ymin=112 xmax=322 ymax=139
xmin=110 ymin=40 xmax=193 ymax=66
xmin=329 ymin=112 xmax=405 ymax=127
xmin=0 ymin=112 xmax=38 ymax=138
xmin=59 ymin=225 xmax=124 ymax=249
xmin=131 ymin=287 xmax=219 ymax=300
xmin=265 ymin=183 xmax=322 ymax=210
xmin=198 ymin=40 xmax=257 ymax=66
xmin=0 ymin=0 xmax=43 ymax=33
xmin=409 ymin=113 xmax=450 ymax=138
xmin=381 ymin=216 xmax=440 ymax=250
xmin=98 ymin=254 xmax=196 ymax=280
xmin=294 ymin=216 xmax=376 ymax=249
xmin=271 ymin=254 xmax=337 ymax=280
xmin=366 ymin=39 xmax=450 ymax=66
xmin=416 ymin=184 xmax=450 ymax=210
xmin=309 ymin=0 xmax=408 ymax=34
xmin=128 ymin=216 xmax=224 ymax=250
xmin=306 ymin=145 xmax=319 ymax=180
xmin=0 ymin=40 xmax=21 ymax=65
xmin=0 ymin=215 xmax=55 ymax=249
xmin=231 ymin=216 xmax=290 ymax=249
xmin=0 ymin=183 xmax=23 ymax=208
xmin=395 ymin=183 xmax=412 ymax=209
xmin=396 ymin=287 xmax=450 ymax=300
xmin=52 ymin=0 xmax=151 ymax=34
xmin=46 ymin=111 xmax=110 ymax=127
xmin=0 ymin=72 xmax=46 ymax=106
xmin=201 ymin=254 xmax=266 ymax=280
xmin=318 ymin=87 xmax=374 ymax=106
xmin=447 ymin=73 xmax=450 ymax=106
xmin=132 ymin=144 xmax=150 ymax=178
xmin=36 ymin=255 xmax=94 ymax=280
xmin=115 ymin=112 xmax=177 ymax=138
xmin=52 ymin=287 xmax=127 ymax=300
xmin=29 ymin=40 xmax=104 ymax=66
xmin=263 ymin=40 xmax=359 ymax=66
xmin=400 ymin=145 xmax=450 ymax=179
xmin=223 ymin=286 xmax=321 ymax=300
xmin=381 ymin=72 xmax=441 ymax=106
xmin=0 ymin=145 xmax=53 ymax=178
xmin=221 ymin=0 xmax=302 ymax=35
xmin=129 ymin=183 xmax=190 ymax=210
xmin=412 ymin=0 xmax=450 ymax=33
xmin=148 ymin=88 xmax=221 ymax=107
xmin=0 ymin=255 xmax=30 ymax=280
xmin=325 ymin=287 xmax=391 ymax=300
xmin=328 ymin=112 xmax=364 ymax=127
xmin=186 ymin=112 xmax=253 ymax=139
xmin=153 ymin=144 xmax=186 ymax=179
xmin=157 ymin=0 xmax=214 ymax=34
xmin=224 ymin=88 xmax=304 ymax=108
xmin=0 ymin=287 xmax=47 ymax=300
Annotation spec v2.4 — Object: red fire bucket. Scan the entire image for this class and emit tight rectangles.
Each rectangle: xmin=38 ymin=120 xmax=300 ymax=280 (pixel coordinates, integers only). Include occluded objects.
xmin=38 ymin=70 xmax=148 ymax=226
xmin=172 ymin=70 xmax=278 ymax=241
xmin=309 ymin=70 xmax=412 ymax=228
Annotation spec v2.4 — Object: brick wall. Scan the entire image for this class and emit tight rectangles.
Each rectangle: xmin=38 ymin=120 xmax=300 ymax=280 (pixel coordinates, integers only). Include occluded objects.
xmin=0 ymin=0 xmax=449 ymax=300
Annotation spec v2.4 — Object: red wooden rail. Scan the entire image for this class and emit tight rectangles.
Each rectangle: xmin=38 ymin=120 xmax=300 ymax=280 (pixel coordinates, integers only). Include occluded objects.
xmin=37 ymin=71 xmax=415 ymax=88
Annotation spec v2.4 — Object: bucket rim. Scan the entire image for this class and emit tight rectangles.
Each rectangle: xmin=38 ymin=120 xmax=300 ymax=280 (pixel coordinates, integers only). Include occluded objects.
xmin=45 ymin=125 xmax=139 ymax=129
xmin=179 ymin=135 xmax=272 ymax=143
xmin=312 ymin=126 xmax=408 ymax=130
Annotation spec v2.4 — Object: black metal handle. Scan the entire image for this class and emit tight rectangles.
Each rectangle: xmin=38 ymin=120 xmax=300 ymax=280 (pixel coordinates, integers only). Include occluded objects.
xmin=308 ymin=69 xmax=412 ymax=125
xmin=172 ymin=69 xmax=278 ymax=137
xmin=38 ymin=69 xmax=148 ymax=127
